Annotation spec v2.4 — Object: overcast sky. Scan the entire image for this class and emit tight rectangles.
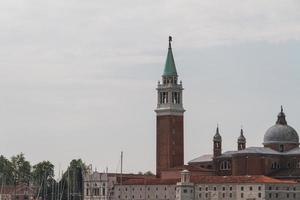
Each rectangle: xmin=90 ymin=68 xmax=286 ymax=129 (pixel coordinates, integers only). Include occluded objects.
xmin=0 ymin=0 xmax=300 ymax=177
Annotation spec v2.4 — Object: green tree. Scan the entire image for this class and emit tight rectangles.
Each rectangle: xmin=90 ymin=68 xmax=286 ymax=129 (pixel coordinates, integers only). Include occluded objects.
xmin=11 ymin=153 xmax=31 ymax=184
xmin=32 ymin=161 xmax=54 ymax=199
xmin=0 ymin=155 xmax=14 ymax=184
xmin=144 ymin=171 xmax=154 ymax=176
xmin=32 ymin=161 xmax=54 ymax=185
xmin=61 ymin=159 xmax=87 ymax=200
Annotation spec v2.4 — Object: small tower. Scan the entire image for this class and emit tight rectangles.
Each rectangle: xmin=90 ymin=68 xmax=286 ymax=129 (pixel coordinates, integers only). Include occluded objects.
xmin=213 ymin=126 xmax=222 ymax=157
xmin=155 ymin=36 xmax=185 ymax=177
xmin=237 ymin=128 xmax=246 ymax=150
xmin=176 ymin=170 xmax=194 ymax=200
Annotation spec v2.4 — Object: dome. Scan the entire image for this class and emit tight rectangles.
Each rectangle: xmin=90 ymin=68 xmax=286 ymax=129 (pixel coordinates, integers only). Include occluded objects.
xmin=264 ymin=124 xmax=298 ymax=144
xmin=263 ymin=107 xmax=299 ymax=145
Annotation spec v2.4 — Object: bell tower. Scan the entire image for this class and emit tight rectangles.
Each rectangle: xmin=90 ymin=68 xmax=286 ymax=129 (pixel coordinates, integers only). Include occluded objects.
xmin=155 ymin=36 xmax=185 ymax=177
xmin=237 ymin=128 xmax=246 ymax=151
xmin=213 ymin=126 xmax=222 ymax=157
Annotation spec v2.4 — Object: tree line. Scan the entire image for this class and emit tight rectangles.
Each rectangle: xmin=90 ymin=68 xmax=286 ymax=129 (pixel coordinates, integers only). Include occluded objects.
xmin=0 ymin=153 xmax=87 ymax=200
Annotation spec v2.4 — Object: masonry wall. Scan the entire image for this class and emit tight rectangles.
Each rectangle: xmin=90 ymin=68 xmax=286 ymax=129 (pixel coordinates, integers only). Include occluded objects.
xmin=113 ymin=185 xmax=176 ymax=200
xmin=194 ymin=183 xmax=265 ymax=200
xmin=111 ymin=182 xmax=300 ymax=200
xmin=265 ymin=184 xmax=299 ymax=200
xmin=157 ymin=115 xmax=184 ymax=176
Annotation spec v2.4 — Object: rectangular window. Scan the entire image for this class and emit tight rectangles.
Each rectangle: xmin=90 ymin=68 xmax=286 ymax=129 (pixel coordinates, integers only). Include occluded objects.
xmin=165 ymin=92 xmax=168 ymax=103
xmin=160 ymin=93 xmax=163 ymax=104
xmin=172 ymin=92 xmax=175 ymax=104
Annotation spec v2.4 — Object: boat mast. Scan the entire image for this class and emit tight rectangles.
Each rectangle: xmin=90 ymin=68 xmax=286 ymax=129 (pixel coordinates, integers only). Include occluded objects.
xmin=120 ymin=151 xmax=123 ymax=185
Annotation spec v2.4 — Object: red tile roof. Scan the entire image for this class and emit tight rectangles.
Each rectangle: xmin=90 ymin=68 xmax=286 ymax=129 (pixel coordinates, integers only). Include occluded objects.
xmin=120 ymin=178 xmax=179 ymax=185
xmin=190 ymin=175 xmax=296 ymax=184
xmin=0 ymin=184 xmax=37 ymax=195
xmin=118 ymin=175 xmax=296 ymax=185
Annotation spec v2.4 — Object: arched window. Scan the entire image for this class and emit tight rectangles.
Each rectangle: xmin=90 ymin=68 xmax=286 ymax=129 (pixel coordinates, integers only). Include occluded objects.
xmin=271 ymin=162 xmax=280 ymax=169
xmin=220 ymin=161 xmax=231 ymax=170
xmin=279 ymin=144 xmax=284 ymax=152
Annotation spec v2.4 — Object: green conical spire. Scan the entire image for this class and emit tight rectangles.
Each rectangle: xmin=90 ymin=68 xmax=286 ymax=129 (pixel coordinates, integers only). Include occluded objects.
xmin=163 ymin=36 xmax=178 ymax=76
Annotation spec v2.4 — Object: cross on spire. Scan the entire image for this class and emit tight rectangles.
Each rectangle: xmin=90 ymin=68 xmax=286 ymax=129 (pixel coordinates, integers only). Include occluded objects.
xmin=168 ymin=36 xmax=172 ymax=48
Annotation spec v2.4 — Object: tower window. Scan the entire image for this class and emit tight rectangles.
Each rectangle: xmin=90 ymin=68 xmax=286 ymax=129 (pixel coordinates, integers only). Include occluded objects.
xmin=160 ymin=92 xmax=168 ymax=104
xmin=172 ymin=92 xmax=180 ymax=104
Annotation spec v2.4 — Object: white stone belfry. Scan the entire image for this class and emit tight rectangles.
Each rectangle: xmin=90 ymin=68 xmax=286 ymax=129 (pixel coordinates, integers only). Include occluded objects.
xmin=176 ymin=170 xmax=194 ymax=200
